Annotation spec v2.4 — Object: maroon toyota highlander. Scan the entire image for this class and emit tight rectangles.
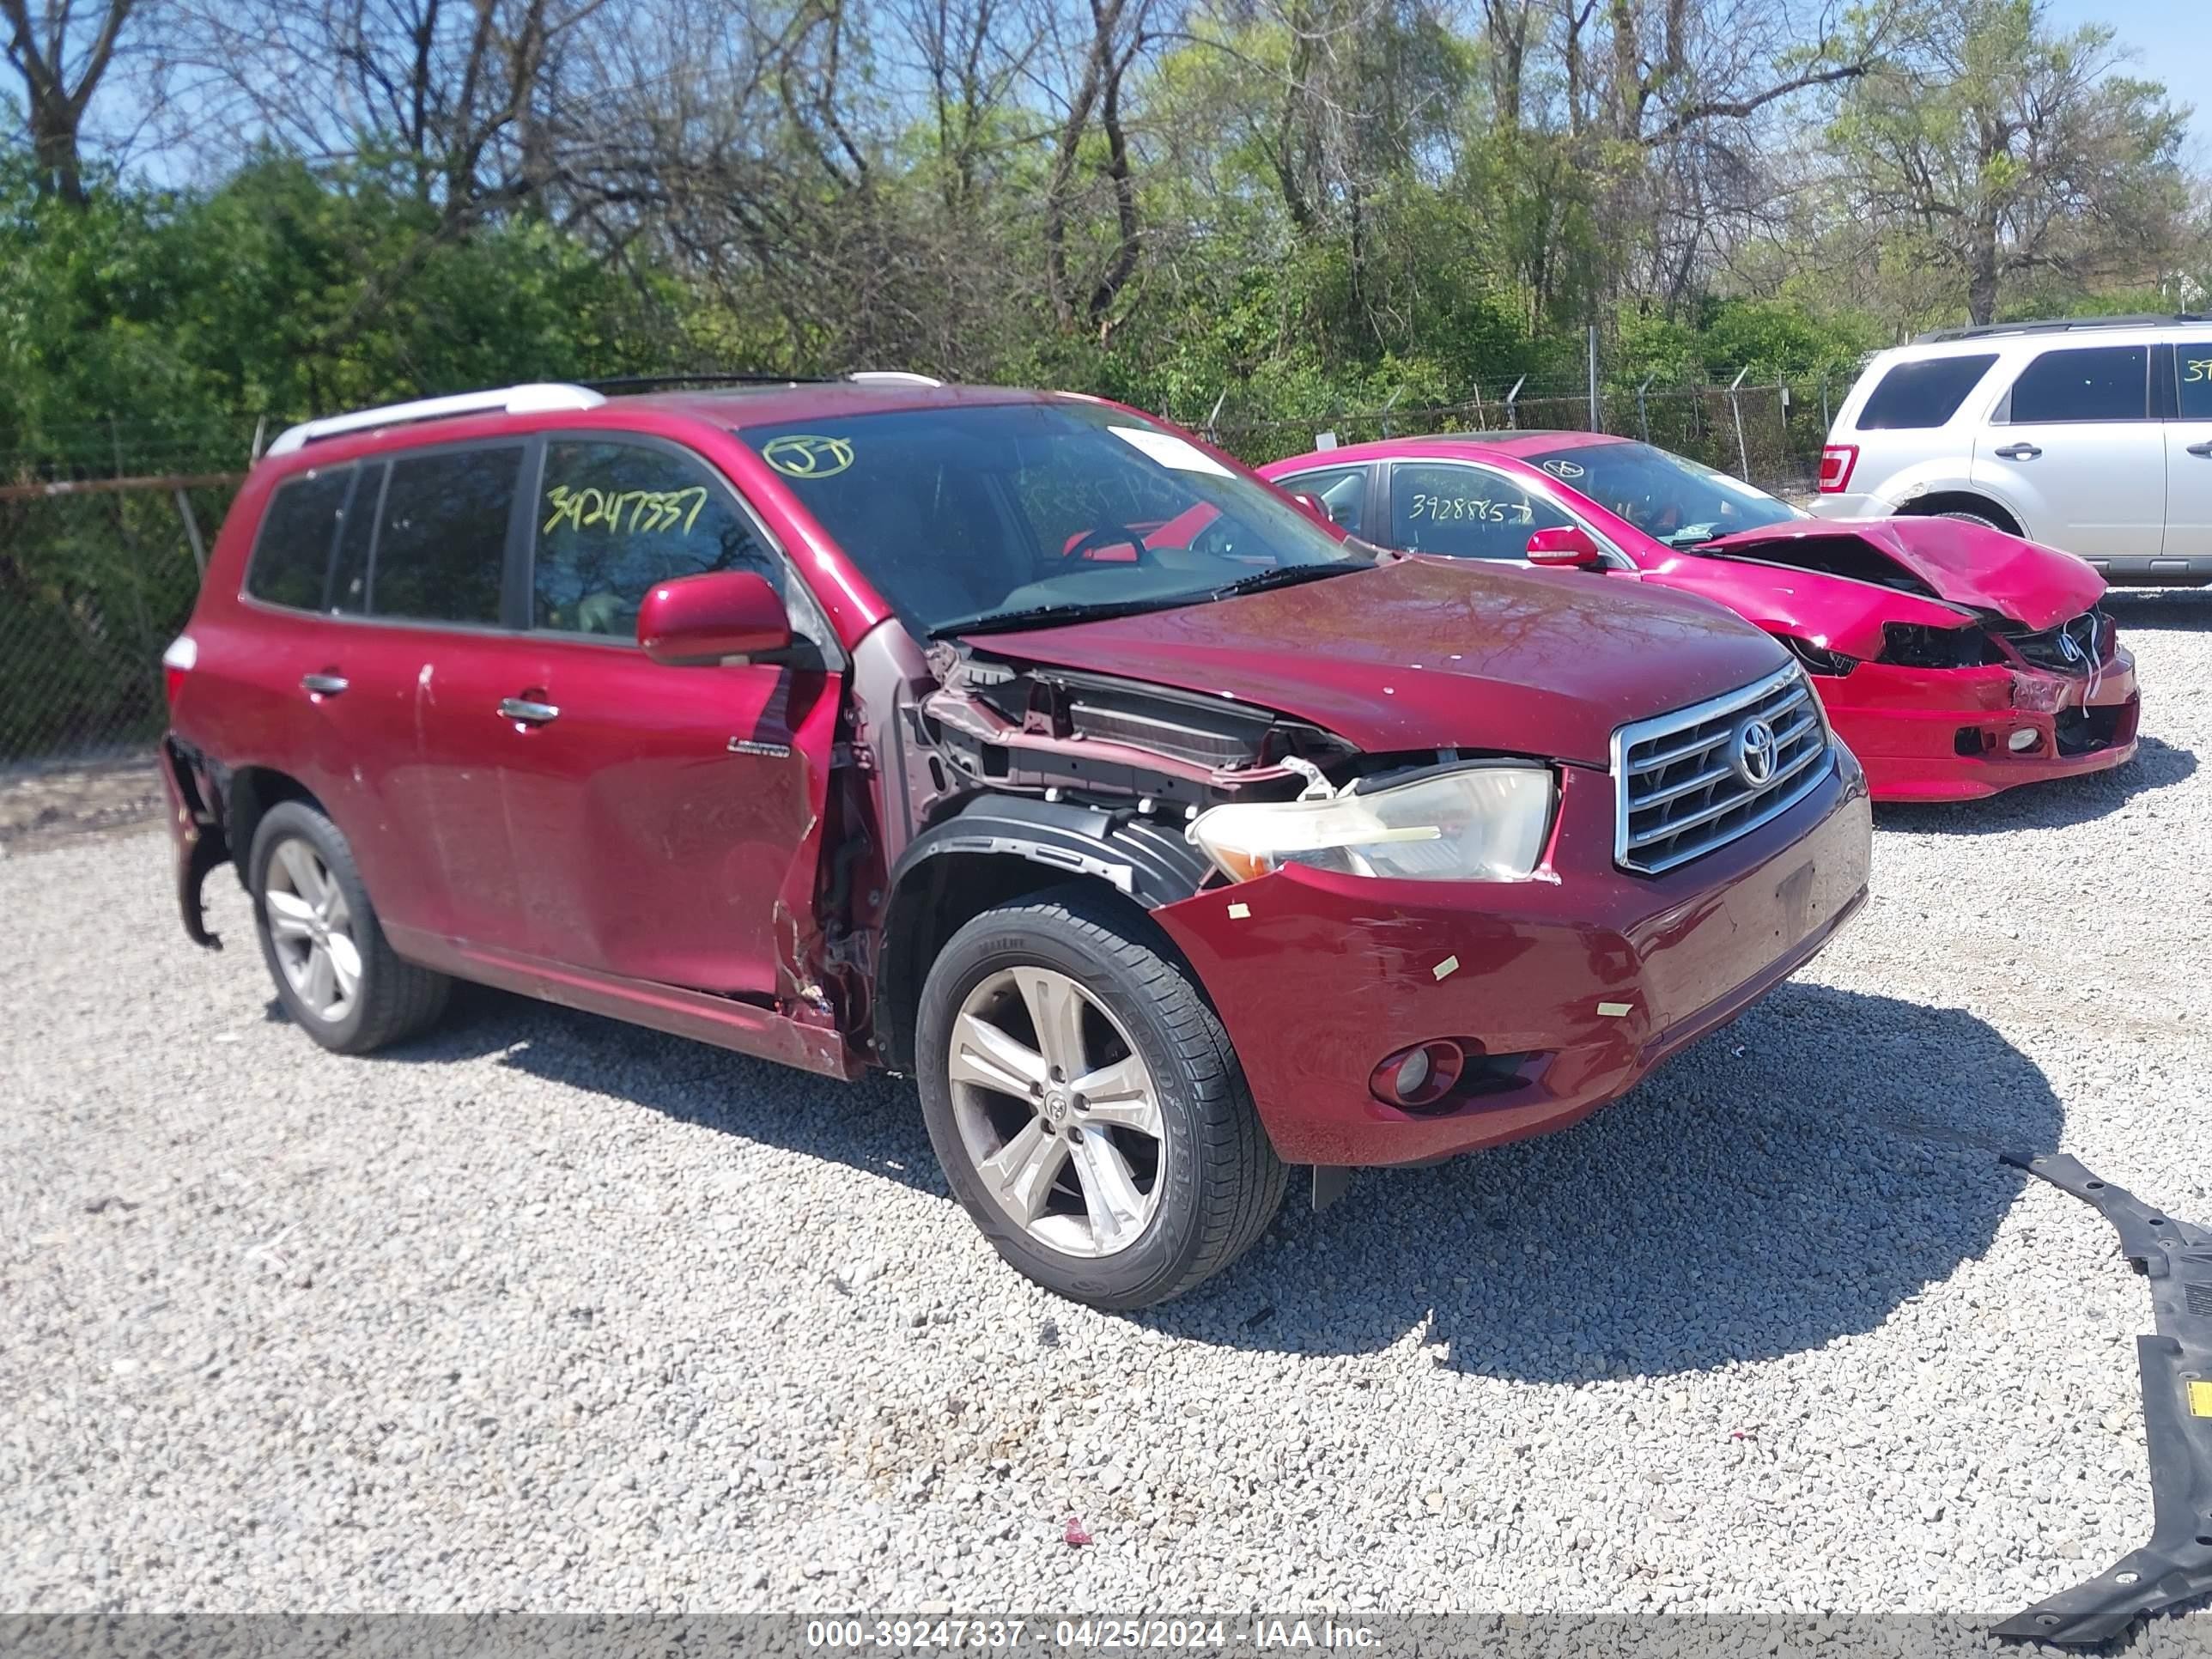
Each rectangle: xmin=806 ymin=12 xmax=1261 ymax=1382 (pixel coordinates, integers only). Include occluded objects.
xmin=160 ymin=377 xmax=1872 ymax=1308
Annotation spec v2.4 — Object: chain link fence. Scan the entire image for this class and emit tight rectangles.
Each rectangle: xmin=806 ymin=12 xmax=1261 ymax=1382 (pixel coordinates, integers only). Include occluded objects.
xmin=0 ymin=421 xmax=258 ymax=847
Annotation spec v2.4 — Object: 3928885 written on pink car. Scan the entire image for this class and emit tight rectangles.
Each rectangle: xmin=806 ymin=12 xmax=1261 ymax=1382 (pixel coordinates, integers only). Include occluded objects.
xmin=1261 ymin=433 xmax=2140 ymax=803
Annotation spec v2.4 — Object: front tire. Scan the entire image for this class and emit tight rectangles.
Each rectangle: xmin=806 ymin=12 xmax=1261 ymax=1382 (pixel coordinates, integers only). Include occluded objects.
xmin=915 ymin=885 xmax=1286 ymax=1310
xmin=249 ymin=800 xmax=451 ymax=1054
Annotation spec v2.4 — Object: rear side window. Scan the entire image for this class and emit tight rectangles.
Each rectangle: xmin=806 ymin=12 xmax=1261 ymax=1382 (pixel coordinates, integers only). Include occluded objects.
xmin=1853 ymin=355 xmax=1997 ymax=429
xmin=1389 ymin=463 xmax=1570 ymax=560
xmin=245 ymin=467 xmax=350 ymax=609
xmin=328 ymin=462 xmax=383 ymax=615
xmin=2007 ymin=346 xmax=2149 ymax=424
xmin=368 ymin=446 xmax=524 ymax=625
xmin=532 ymin=441 xmax=781 ymax=638
xmin=2180 ymin=346 xmax=2212 ymax=420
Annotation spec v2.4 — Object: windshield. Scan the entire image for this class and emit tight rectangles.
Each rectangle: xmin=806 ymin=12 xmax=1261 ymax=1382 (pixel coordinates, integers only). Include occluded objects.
xmin=1523 ymin=441 xmax=1803 ymax=550
xmin=738 ymin=399 xmax=1371 ymax=635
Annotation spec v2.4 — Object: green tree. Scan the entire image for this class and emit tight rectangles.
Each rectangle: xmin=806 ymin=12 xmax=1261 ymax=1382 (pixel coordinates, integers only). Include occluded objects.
xmin=1829 ymin=0 xmax=2190 ymax=325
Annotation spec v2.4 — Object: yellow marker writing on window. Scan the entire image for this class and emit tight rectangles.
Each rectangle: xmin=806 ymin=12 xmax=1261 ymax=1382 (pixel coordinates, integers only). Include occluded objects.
xmin=762 ymin=434 xmax=855 ymax=478
xmin=2185 ymin=358 xmax=2212 ymax=384
xmin=543 ymin=484 xmax=707 ymax=537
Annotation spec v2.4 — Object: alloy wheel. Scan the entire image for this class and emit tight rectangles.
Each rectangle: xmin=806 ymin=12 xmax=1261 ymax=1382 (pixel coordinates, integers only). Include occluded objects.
xmin=946 ymin=966 xmax=1164 ymax=1257
xmin=263 ymin=838 xmax=362 ymax=1023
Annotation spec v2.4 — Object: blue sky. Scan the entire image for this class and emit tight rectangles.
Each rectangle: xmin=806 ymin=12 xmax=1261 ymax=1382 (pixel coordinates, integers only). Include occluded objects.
xmin=2045 ymin=0 xmax=2211 ymax=159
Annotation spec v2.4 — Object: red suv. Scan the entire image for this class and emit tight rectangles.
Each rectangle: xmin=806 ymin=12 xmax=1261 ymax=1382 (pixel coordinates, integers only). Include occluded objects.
xmin=161 ymin=377 xmax=1873 ymax=1309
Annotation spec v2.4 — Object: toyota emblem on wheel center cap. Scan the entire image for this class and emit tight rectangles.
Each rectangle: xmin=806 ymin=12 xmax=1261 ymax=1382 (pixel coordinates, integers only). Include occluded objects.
xmin=1732 ymin=717 xmax=1779 ymax=787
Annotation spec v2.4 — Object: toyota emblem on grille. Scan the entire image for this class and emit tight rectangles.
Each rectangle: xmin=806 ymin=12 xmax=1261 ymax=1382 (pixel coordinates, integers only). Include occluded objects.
xmin=1732 ymin=717 xmax=1779 ymax=787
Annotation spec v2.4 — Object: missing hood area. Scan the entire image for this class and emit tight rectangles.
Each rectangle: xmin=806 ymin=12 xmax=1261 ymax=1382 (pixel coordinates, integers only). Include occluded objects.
xmin=914 ymin=646 xmax=1367 ymax=823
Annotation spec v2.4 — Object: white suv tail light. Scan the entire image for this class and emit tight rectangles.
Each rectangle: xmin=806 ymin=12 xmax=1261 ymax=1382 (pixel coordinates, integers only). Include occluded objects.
xmin=162 ymin=635 xmax=197 ymax=707
xmin=1817 ymin=444 xmax=1859 ymax=494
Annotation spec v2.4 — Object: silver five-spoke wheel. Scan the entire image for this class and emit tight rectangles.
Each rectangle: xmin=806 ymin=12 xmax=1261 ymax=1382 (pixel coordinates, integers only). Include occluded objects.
xmin=947 ymin=966 xmax=1164 ymax=1258
xmin=262 ymin=838 xmax=362 ymax=1022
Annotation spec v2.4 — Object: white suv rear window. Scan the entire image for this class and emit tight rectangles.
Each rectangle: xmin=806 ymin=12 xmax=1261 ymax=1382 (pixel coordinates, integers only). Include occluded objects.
xmin=1854 ymin=355 xmax=1998 ymax=429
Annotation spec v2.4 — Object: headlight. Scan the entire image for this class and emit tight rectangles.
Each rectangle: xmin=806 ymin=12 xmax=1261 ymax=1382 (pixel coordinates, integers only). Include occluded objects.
xmin=1188 ymin=764 xmax=1555 ymax=883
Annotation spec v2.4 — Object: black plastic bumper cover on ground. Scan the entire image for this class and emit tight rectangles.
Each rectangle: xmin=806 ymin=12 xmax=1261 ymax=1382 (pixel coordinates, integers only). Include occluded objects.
xmin=1994 ymin=1152 xmax=2212 ymax=1645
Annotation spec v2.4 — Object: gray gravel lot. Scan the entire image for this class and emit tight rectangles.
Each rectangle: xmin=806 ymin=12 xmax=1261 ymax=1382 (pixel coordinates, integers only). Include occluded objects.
xmin=3 ymin=590 xmax=2209 ymax=1619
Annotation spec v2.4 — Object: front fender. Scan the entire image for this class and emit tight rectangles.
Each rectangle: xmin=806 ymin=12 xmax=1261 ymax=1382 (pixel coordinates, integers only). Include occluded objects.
xmin=872 ymin=793 xmax=1216 ymax=1070
xmin=888 ymin=793 xmax=1212 ymax=909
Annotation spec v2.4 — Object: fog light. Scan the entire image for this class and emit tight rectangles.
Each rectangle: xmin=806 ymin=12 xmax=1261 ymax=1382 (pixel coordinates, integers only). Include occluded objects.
xmin=2007 ymin=727 xmax=2039 ymax=753
xmin=1396 ymin=1046 xmax=1431 ymax=1097
xmin=1370 ymin=1041 xmax=1466 ymax=1109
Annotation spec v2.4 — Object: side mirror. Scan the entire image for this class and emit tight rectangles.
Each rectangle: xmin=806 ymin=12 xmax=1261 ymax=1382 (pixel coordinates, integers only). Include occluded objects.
xmin=1525 ymin=525 xmax=1606 ymax=569
xmin=637 ymin=570 xmax=793 ymax=665
xmin=1290 ymin=490 xmax=1334 ymax=525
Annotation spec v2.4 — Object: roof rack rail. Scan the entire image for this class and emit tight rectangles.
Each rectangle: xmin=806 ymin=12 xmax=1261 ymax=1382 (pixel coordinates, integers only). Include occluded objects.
xmin=848 ymin=369 xmax=945 ymax=386
xmin=581 ymin=372 xmax=831 ymax=392
xmin=265 ymin=383 xmax=606 ymax=457
xmin=1913 ymin=313 xmax=2208 ymax=344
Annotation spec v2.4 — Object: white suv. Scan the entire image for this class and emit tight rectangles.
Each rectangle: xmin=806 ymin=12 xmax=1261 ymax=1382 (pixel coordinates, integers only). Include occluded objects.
xmin=1811 ymin=314 xmax=2212 ymax=586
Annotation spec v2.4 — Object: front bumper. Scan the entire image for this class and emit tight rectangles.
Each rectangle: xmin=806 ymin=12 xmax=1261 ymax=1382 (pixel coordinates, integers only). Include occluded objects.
xmin=1152 ymin=750 xmax=1872 ymax=1167
xmin=1816 ymin=648 xmax=2139 ymax=803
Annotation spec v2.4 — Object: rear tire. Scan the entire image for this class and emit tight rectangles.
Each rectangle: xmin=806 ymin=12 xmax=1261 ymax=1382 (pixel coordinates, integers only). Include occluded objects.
xmin=249 ymin=800 xmax=451 ymax=1054
xmin=915 ymin=884 xmax=1286 ymax=1310
xmin=1935 ymin=509 xmax=2004 ymax=532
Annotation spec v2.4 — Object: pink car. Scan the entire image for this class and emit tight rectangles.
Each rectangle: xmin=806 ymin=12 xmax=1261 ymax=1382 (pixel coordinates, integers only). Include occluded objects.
xmin=1261 ymin=434 xmax=2141 ymax=802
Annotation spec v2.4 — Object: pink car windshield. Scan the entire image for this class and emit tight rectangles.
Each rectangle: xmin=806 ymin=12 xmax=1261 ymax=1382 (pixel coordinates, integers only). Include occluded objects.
xmin=1525 ymin=441 xmax=1802 ymax=550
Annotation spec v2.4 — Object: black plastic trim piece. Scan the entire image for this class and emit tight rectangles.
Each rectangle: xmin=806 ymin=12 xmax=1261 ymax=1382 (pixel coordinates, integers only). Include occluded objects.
xmin=890 ymin=793 xmax=1212 ymax=911
xmin=1993 ymin=1152 xmax=2212 ymax=1645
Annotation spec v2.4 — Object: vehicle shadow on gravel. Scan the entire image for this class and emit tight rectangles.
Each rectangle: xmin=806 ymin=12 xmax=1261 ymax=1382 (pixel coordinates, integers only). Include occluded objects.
xmin=327 ymin=983 xmax=949 ymax=1195
xmin=1872 ymin=733 xmax=2195 ymax=837
xmin=1145 ymin=981 xmax=2063 ymax=1381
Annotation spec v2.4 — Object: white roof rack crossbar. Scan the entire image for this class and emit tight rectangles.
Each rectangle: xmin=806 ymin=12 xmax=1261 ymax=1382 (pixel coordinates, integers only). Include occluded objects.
xmin=847 ymin=369 xmax=945 ymax=386
xmin=264 ymin=382 xmax=608 ymax=457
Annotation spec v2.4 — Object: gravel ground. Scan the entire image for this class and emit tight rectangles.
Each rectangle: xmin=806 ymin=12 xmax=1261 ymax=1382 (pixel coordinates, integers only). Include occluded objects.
xmin=3 ymin=589 xmax=2209 ymax=1620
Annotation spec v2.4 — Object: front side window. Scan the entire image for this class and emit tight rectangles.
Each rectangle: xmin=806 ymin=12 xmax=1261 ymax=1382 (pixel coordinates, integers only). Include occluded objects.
xmin=1279 ymin=466 xmax=1369 ymax=537
xmin=738 ymin=400 xmax=1369 ymax=635
xmin=245 ymin=466 xmax=351 ymax=609
xmin=1520 ymin=441 xmax=1800 ymax=550
xmin=2006 ymin=346 xmax=2149 ymax=424
xmin=2179 ymin=343 xmax=2212 ymax=420
xmin=1856 ymin=355 xmax=1998 ymax=429
xmin=1388 ymin=464 xmax=1570 ymax=560
xmin=532 ymin=441 xmax=781 ymax=638
xmin=368 ymin=446 xmax=524 ymax=625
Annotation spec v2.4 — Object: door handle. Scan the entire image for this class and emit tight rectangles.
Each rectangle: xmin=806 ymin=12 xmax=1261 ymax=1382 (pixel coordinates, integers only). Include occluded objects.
xmin=300 ymin=672 xmax=349 ymax=696
xmin=2188 ymin=441 xmax=2212 ymax=458
xmin=497 ymin=696 xmax=560 ymax=726
xmin=1993 ymin=443 xmax=2042 ymax=461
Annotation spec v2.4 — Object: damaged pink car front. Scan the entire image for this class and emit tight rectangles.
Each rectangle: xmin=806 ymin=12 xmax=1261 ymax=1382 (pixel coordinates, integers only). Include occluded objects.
xmin=1261 ymin=434 xmax=2141 ymax=802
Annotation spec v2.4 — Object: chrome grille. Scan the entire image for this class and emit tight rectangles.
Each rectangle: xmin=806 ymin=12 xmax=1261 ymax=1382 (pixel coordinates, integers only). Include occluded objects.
xmin=1613 ymin=665 xmax=1833 ymax=876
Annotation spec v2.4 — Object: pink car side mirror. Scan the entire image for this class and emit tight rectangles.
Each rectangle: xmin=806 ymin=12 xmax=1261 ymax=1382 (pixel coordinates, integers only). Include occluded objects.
xmin=1525 ymin=526 xmax=1606 ymax=569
